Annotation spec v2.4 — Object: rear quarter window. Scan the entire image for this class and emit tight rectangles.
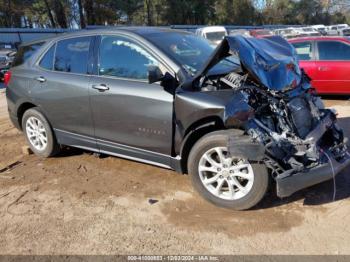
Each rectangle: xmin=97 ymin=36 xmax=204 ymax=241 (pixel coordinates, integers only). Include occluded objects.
xmin=12 ymin=42 xmax=44 ymax=67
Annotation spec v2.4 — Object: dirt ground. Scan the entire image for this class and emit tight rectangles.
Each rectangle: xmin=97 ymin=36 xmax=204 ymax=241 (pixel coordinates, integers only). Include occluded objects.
xmin=0 ymin=89 xmax=349 ymax=255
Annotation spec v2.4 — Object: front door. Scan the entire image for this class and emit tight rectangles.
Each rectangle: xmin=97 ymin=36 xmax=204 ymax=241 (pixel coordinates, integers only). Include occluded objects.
xmin=89 ymin=35 xmax=174 ymax=162
xmin=291 ymin=41 xmax=317 ymax=85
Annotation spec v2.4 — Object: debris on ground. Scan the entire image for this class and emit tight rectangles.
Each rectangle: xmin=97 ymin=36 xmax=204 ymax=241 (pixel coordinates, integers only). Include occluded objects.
xmin=148 ymin=199 xmax=159 ymax=205
xmin=0 ymin=160 xmax=22 ymax=173
xmin=21 ymin=145 xmax=33 ymax=155
xmin=77 ymin=164 xmax=88 ymax=172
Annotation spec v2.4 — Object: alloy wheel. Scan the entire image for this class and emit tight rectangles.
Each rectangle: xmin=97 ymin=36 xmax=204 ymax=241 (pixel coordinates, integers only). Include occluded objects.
xmin=198 ymin=146 xmax=254 ymax=200
xmin=25 ymin=116 xmax=48 ymax=151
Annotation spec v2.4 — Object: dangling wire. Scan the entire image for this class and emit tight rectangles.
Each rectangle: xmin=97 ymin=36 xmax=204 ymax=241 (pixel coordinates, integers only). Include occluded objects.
xmin=321 ymin=149 xmax=337 ymax=201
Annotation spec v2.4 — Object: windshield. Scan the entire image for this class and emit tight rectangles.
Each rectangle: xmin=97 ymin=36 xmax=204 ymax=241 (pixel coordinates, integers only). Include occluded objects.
xmin=147 ymin=32 xmax=237 ymax=76
xmin=205 ymin=31 xmax=226 ymax=42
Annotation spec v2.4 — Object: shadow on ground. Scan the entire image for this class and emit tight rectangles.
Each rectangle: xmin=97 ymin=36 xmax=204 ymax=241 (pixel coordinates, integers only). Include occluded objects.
xmin=254 ymin=168 xmax=350 ymax=210
xmin=321 ymin=94 xmax=350 ymax=100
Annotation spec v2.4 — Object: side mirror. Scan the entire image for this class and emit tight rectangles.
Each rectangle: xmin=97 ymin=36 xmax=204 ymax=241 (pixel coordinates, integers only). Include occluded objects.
xmin=148 ymin=65 xmax=164 ymax=84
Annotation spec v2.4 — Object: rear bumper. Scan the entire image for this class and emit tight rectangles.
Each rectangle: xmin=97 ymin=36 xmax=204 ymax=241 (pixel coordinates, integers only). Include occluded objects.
xmin=276 ymin=153 xmax=350 ymax=198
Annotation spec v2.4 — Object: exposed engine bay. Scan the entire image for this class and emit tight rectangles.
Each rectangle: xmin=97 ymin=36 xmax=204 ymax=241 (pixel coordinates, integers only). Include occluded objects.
xmin=192 ymin=35 xmax=350 ymax=197
xmin=201 ymin=69 xmax=347 ymax=170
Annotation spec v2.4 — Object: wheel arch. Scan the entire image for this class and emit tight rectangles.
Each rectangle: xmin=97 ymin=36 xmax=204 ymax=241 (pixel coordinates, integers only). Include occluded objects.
xmin=179 ymin=116 xmax=226 ymax=174
xmin=17 ymin=102 xmax=38 ymax=130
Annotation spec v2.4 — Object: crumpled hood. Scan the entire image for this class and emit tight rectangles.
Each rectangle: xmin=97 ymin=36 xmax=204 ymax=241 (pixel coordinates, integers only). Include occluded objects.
xmin=195 ymin=35 xmax=302 ymax=92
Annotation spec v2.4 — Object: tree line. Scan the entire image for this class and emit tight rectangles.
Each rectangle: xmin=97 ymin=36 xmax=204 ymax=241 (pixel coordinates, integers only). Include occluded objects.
xmin=0 ymin=0 xmax=349 ymax=29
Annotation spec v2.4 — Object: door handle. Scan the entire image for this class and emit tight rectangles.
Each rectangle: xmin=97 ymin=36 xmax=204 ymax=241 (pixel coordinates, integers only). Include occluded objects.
xmin=92 ymin=84 xmax=109 ymax=92
xmin=318 ymin=66 xmax=329 ymax=71
xmin=35 ymin=76 xmax=46 ymax=83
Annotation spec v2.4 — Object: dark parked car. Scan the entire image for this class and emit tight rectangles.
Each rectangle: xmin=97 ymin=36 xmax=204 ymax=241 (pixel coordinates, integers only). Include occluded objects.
xmin=6 ymin=28 xmax=350 ymax=210
xmin=0 ymin=43 xmax=16 ymax=82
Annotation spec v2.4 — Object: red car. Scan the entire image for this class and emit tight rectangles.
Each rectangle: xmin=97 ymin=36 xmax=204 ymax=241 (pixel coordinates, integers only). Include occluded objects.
xmin=289 ymin=36 xmax=350 ymax=95
xmin=249 ymin=29 xmax=273 ymax=38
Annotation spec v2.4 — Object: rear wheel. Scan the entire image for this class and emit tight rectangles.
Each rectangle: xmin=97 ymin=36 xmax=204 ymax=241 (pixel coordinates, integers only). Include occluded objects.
xmin=188 ymin=130 xmax=269 ymax=210
xmin=22 ymin=108 xmax=60 ymax=157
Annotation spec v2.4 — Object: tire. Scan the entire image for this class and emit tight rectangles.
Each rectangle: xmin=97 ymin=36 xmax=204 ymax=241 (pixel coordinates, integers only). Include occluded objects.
xmin=22 ymin=108 xmax=60 ymax=158
xmin=188 ymin=130 xmax=269 ymax=210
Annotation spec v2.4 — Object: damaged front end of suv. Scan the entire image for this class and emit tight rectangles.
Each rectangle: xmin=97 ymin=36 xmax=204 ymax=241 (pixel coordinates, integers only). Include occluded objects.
xmin=182 ymin=35 xmax=350 ymax=198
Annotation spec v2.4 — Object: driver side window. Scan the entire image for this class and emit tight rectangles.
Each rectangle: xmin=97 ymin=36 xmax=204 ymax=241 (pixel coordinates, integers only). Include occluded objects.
xmin=98 ymin=35 xmax=159 ymax=80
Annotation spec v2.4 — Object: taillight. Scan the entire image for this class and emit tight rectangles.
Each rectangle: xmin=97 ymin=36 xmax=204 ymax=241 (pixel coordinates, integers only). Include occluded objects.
xmin=4 ymin=71 xmax=11 ymax=86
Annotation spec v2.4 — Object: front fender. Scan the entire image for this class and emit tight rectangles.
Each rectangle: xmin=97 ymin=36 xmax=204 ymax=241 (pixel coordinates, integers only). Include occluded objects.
xmin=175 ymin=89 xmax=254 ymax=135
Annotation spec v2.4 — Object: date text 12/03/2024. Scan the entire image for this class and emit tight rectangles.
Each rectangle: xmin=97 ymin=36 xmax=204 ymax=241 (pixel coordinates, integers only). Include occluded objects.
xmin=127 ymin=255 xmax=219 ymax=261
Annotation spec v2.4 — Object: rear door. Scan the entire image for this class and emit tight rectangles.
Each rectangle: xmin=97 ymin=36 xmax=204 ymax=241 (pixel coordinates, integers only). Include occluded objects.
xmin=89 ymin=34 xmax=174 ymax=161
xmin=9 ymin=42 xmax=45 ymax=91
xmin=30 ymin=36 xmax=97 ymax=149
xmin=314 ymin=40 xmax=350 ymax=94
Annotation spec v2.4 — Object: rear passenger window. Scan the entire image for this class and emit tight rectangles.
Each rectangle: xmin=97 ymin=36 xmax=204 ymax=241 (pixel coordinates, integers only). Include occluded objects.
xmin=39 ymin=44 xmax=55 ymax=70
xmin=292 ymin=42 xmax=313 ymax=61
xmin=54 ymin=37 xmax=91 ymax=74
xmin=12 ymin=42 xmax=44 ymax=66
xmin=318 ymin=41 xmax=350 ymax=60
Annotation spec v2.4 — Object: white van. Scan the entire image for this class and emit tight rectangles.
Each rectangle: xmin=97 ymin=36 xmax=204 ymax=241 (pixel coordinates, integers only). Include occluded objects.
xmin=195 ymin=26 xmax=228 ymax=46
xmin=326 ymin=24 xmax=349 ymax=35
xmin=311 ymin=24 xmax=326 ymax=35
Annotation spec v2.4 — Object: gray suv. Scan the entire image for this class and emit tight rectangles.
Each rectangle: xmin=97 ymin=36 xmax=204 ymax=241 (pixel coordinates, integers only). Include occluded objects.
xmin=6 ymin=28 xmax=350 ymax=210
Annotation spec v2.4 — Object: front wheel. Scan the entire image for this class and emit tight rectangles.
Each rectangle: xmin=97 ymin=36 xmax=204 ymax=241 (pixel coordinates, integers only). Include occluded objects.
xmin=188 ymin=130 xmax=269 ymax=210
